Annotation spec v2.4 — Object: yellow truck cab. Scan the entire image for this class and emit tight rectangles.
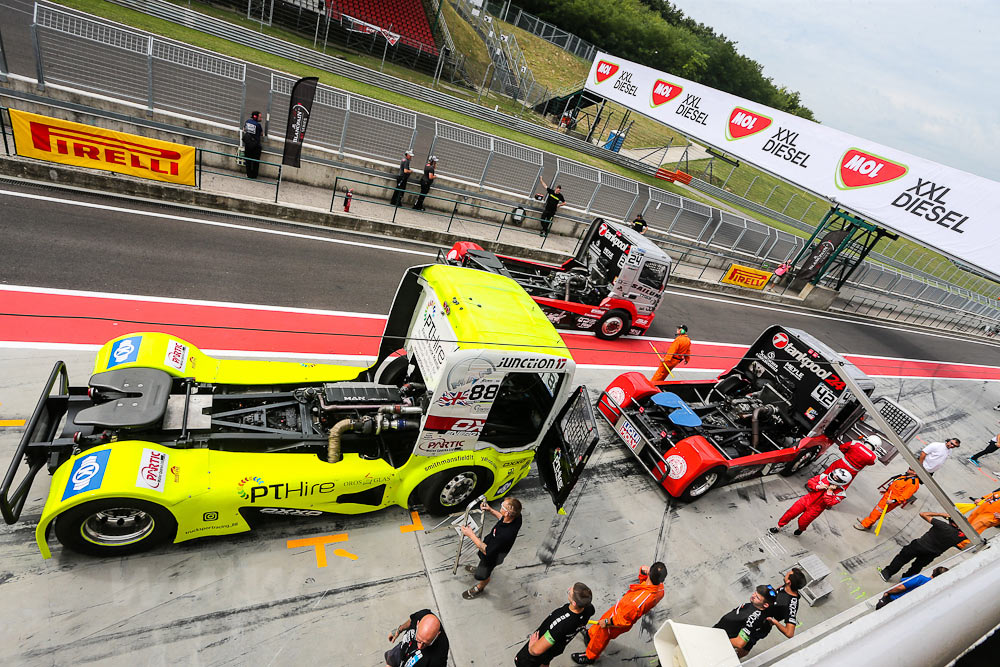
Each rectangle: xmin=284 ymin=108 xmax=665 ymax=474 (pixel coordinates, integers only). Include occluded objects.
xmin=1 ymin=265 xmax=598 ymax=558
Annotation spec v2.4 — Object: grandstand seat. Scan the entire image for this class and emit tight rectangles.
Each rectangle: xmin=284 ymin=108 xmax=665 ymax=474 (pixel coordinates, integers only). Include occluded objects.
xmin=327 ymin=0 xmax=438 ymax=55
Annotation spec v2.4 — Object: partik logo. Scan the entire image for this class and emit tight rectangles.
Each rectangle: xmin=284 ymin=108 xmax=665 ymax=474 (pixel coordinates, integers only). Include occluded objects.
xmin=650 ymin=79 xmax=682 ymax=108
xmin=595 ymin=60 xmax=619 ymax=84
xmin=836 ymin=149 xmax=908 ymax=189
xmin=727 ymin=107 xmax=772 ymax=140
xmin=135 ymin=448 xmax=168 ymax=492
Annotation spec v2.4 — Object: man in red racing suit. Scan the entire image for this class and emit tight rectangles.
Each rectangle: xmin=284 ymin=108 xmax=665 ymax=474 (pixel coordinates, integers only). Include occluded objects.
xmin=769 ymin=469 xmax=851 ymax=535
xmin=822 ymin=436 xmax=880 ymax=488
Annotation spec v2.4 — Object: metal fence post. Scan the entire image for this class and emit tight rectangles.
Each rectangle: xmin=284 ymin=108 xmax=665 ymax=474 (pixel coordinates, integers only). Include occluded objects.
xmin=479 ymin=138 xmax=494 ymax=190
xmin=781 ymin=193 xmax=797 ymax=214
xmin=584 ymin=184 xmax=600 ymax=214
xmin=31 ymin=22 xmax=45 ymax=90
xmin=196 ymin=148 xmax=202 ymax=189
xmin=338 ymin=105 xmax=351 ymax=158
xmin=275 ymin=163 xmax=281 ymax=203
xmin=0 ymin=108 xmax=8 ymax=156
xmin=763 ymin=185 xmax=778 ymax=206
xmin=331 ymin=175 xmax=339 ymax=212
xmin=0 ymin=26 xmax=9 ymax=83
xmin=743 ymin=175 xmax=757 ymax=198
xmin=799 ymin=201 xmax=814 ymax=221
xmin=146 ymin=37 xmax=155 ymax=116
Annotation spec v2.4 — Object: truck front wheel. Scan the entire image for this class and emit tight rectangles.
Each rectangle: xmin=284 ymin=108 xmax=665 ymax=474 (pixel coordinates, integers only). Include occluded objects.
xmin=54 ymin=498 xmax=177 ymax=557
xmin=419 ymin=466 xmax=493 ymax=515
xmin=679 ymin=468 xmax=722 ymax=502
xmin=781 ymin=447 xmax=820 ymax=476
xmin=596 ymin=310 xmax=631 ymax=340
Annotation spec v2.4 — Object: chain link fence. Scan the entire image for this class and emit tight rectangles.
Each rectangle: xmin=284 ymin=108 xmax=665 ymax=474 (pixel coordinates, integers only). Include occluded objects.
xmin=32 ymin=2 xmax=246 ymax=123
xmin=489 ymin=2 xmax=596 ymax=62
xmin=429 ymin=120 xmax=542 ymax=196
xmin=267 ymin=73 xmax=416 ymax=161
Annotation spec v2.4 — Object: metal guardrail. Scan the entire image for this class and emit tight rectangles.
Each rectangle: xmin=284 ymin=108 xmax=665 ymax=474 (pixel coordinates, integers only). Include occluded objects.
xmin=196 ymin=147 xmax=281 ymax=201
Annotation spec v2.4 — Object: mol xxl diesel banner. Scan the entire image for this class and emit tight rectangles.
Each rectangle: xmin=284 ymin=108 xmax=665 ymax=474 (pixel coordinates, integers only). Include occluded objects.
xmin=585 ymin=53 xmax=1000 ymax=277
xmin=9 ymin=110 xmax=195 ymax=186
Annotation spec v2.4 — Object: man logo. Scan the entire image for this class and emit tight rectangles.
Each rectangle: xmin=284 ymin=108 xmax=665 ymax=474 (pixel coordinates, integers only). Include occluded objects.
xmin=836 ymin=149 xmax=908 ymax=189
xmin=595 ymin=60 xmax=619 ymax=84
xmin=727 ymin=107 xmax=772 ymax=140
xmin=650 ymin=79 xmax=683 ymax=107
xmin=772 ymin=332 xmax=789 ymax=349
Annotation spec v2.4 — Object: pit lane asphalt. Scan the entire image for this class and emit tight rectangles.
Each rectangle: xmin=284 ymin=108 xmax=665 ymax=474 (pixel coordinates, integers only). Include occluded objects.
xmin=1 ymin=181 xmax=998 ymax=368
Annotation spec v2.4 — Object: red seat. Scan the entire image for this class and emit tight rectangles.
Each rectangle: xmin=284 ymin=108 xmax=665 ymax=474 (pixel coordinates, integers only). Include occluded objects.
xmin=328 ymin=0 xmax=439 ymax=54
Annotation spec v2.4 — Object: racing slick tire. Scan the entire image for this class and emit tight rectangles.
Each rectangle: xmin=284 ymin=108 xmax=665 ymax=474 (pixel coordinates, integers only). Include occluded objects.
xmin=374 ymin=354 xmax=409 ymax=386
xmin=679 ymin=468 xmax=723 ymax=502
xmin=781 ymin=447 xmax=821 ymax=477
xmin=418 ymin=466 xmax=494 ymax=515
xmin=595 ymin=310 xmax=631 ymax=340
xmin=54 ymin=497 xmax=177 ymax=557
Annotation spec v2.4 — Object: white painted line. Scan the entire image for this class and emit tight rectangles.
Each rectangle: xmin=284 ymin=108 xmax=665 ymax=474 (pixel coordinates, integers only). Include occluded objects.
xmin=0 ymin=189 xmax=437 ymax=259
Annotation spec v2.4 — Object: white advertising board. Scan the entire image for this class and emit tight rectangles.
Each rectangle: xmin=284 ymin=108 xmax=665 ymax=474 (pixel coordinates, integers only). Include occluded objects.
xmin=585 ymin=52 xmax=1000 ymax=277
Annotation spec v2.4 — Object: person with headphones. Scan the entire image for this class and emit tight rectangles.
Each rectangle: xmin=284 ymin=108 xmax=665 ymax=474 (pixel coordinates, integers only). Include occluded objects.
xmin=651 ymin=325 xmax=691 ymax=382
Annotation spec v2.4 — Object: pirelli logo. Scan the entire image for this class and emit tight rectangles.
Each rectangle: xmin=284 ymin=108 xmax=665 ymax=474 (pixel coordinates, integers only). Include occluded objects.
xmin=720 ymin=263 xmax=772 ymax=290
xmin=9 ymin=109 xmax=195 ymax=186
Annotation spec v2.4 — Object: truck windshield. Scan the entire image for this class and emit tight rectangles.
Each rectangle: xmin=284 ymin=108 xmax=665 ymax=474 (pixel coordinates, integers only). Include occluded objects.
xmin=482 ymin=372 xmax=564 ymax=449
xmin=639 ymin=260 xmax=669 ymax=289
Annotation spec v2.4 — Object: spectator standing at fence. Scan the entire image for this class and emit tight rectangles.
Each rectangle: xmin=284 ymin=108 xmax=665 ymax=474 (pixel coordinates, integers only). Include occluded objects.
xmin=538 ymin=176 xmax=565 ymax=236
xmin=242 ymin=111 xmax=263 ymax=179
xmin=918 ymin=438 xmax=960 ymax=475
xmin=514 ymin=583 xmax=594 ymax=667
xmin=412 ymin=155 xmax=438 ymax=211
xmin=630 ymin=213 xmax=648 ymax=235
xmin=391 ymin=149 xmax=414 ymax=206
xmin=768 ymin=261 xmax=791 ymax=291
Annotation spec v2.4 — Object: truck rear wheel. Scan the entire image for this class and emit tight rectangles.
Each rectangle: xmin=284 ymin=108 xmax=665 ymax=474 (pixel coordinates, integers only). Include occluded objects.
xmin=679 ymin=468 xmax=722 ymax=502
xmin=781 ymin=447 xmax=820 ymax=476
xmin=419 ymin=466 xmax=493 ymax=515
xmin=54 ymin=498 xmax=177 ymax=557
xmin=596 ymin=310 xmax=631 ymax=340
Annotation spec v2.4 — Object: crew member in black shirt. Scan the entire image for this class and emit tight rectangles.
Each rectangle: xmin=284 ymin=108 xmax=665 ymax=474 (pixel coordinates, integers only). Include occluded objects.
xmin=241 ymin=110 xmax=263 ymax=179
xmin=631 ymin=213 xmax=648 ymax=235
xmin=515 ymin=582 xmax=595 ymax=666
xmin=538 ymin=175 xmax=565 ymax=236
xmin=390 ymin=149 xmax=414 ymax=206
xmin=461 ymin=497 xmax=522 ymax=599
xmin=879 ymin=511 xmax=969 ymax=581
xmin=713 ymin=584 xmax=777 ymax=657
xmin=385 ymin=608 xmax=449 ymax=667
xmin=412 ymin=155 xmax=437 ymax=211
xmin=744 ymin=569 xmax=804 ymax=654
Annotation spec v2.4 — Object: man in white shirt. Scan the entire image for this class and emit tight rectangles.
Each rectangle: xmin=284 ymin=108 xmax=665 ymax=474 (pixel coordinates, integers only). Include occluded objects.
xmin=918 ymin=438 xmax=961 ymax=475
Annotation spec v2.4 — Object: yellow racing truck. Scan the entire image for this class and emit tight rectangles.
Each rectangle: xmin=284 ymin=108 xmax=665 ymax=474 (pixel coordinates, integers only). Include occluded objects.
xmin=1 ymin=265 xmax=598 ymax=558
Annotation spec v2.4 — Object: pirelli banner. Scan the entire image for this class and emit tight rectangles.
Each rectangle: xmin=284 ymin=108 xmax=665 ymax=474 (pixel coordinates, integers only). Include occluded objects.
xmin=721 ymin=264 xmax=771 ymax=290
xmin=9 ymin=110 xmax=195 ymax=186
xmin=585 ymin=53 xmax=1000 ymax=277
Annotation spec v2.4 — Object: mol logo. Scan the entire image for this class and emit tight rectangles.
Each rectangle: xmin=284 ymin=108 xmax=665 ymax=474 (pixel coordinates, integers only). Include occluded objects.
xmin=650 ymin=79 xmax=682 ymax=107
xmin=772 ymin=332 xmax=789 ymax=349
xmin=595 ymin=60 xmax=619 ymax=84
xmin=837 ymin=149 xmax=908 ymax=190
xmin=727 ymin=107 xmax=772 ymax=140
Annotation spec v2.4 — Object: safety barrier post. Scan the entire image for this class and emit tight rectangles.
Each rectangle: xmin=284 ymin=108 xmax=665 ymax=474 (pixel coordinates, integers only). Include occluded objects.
xmin=799 ymin=201 xmax=814 ymax=221
xmin=146 ymin=36 xmax=154 ymax=117
xmin=196 ymin=148 xmax=202 ymax=189
xmin=448 ymin=201 xmax=458 ymax=232
xmin=781 ymin=193 xmax=797 ymax=214
xmin=30 ymin=21 xmax=45 ymax=91
xmin=330 ymin=175 xmax=339 ymax=212
xmin=275 ymin=164 xmax=281 ymax=203
xmin=1 ymin=107 xmax=9 ymax=156
xmin=0 ymin=26 xmax=8 ymax=83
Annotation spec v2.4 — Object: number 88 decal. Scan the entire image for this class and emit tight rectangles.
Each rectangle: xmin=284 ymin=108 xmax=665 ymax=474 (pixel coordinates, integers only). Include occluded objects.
xmin=469 ymin=384 xmax=499 ymax=401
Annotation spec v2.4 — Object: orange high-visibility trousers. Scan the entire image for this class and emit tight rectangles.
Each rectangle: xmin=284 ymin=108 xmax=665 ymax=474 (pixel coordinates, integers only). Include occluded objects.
xmin=860 ymin=495 xmax=902 ymax=528
xmin=585 ymin=609 xmax=630 ymax=660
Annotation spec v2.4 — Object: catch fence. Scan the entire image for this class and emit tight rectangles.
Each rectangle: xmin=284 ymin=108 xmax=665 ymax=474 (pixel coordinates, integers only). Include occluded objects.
xmin=550 ymin=158 xmax=639 ymax=219
xmin=429 ymin=121 xmax=542 ymax=196
xmin=32 ymin=2 xmax=246 ymax=124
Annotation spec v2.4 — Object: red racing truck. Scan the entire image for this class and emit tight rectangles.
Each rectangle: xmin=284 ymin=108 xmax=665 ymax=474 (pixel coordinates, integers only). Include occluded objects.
xmin=597 ymin=326 xmax=923 ymax=501
xmin=444 ymin=218 xmax=671 ymax=340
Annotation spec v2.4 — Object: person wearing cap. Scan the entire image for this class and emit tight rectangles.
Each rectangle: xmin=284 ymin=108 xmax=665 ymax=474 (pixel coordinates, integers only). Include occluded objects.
xmin=412 ymin=155 xmax=438 ymax=211
xmin=651 ymin=325 xmax=691 ymax=382
xmin=769 ymin=469 xmax=851 ymax=536
xmin=537 ymin=175 xmax=565 ymax=236
xmin=390 ymin=149 xmax=414 ymax=206
xmin=918 ymin=437 xmax=961 ymax=476
xmin=712 ymin=584 xmax=777 ymax=658
xmin=241 ymin=110 xmax=264 ymax=179
xmin=855 ymin=468 xmax=921 ymax=531
xmin=822 ymin=435 xmax=881 ymax=488
xmin=570 ymin=562 xmax=667 ymax=664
